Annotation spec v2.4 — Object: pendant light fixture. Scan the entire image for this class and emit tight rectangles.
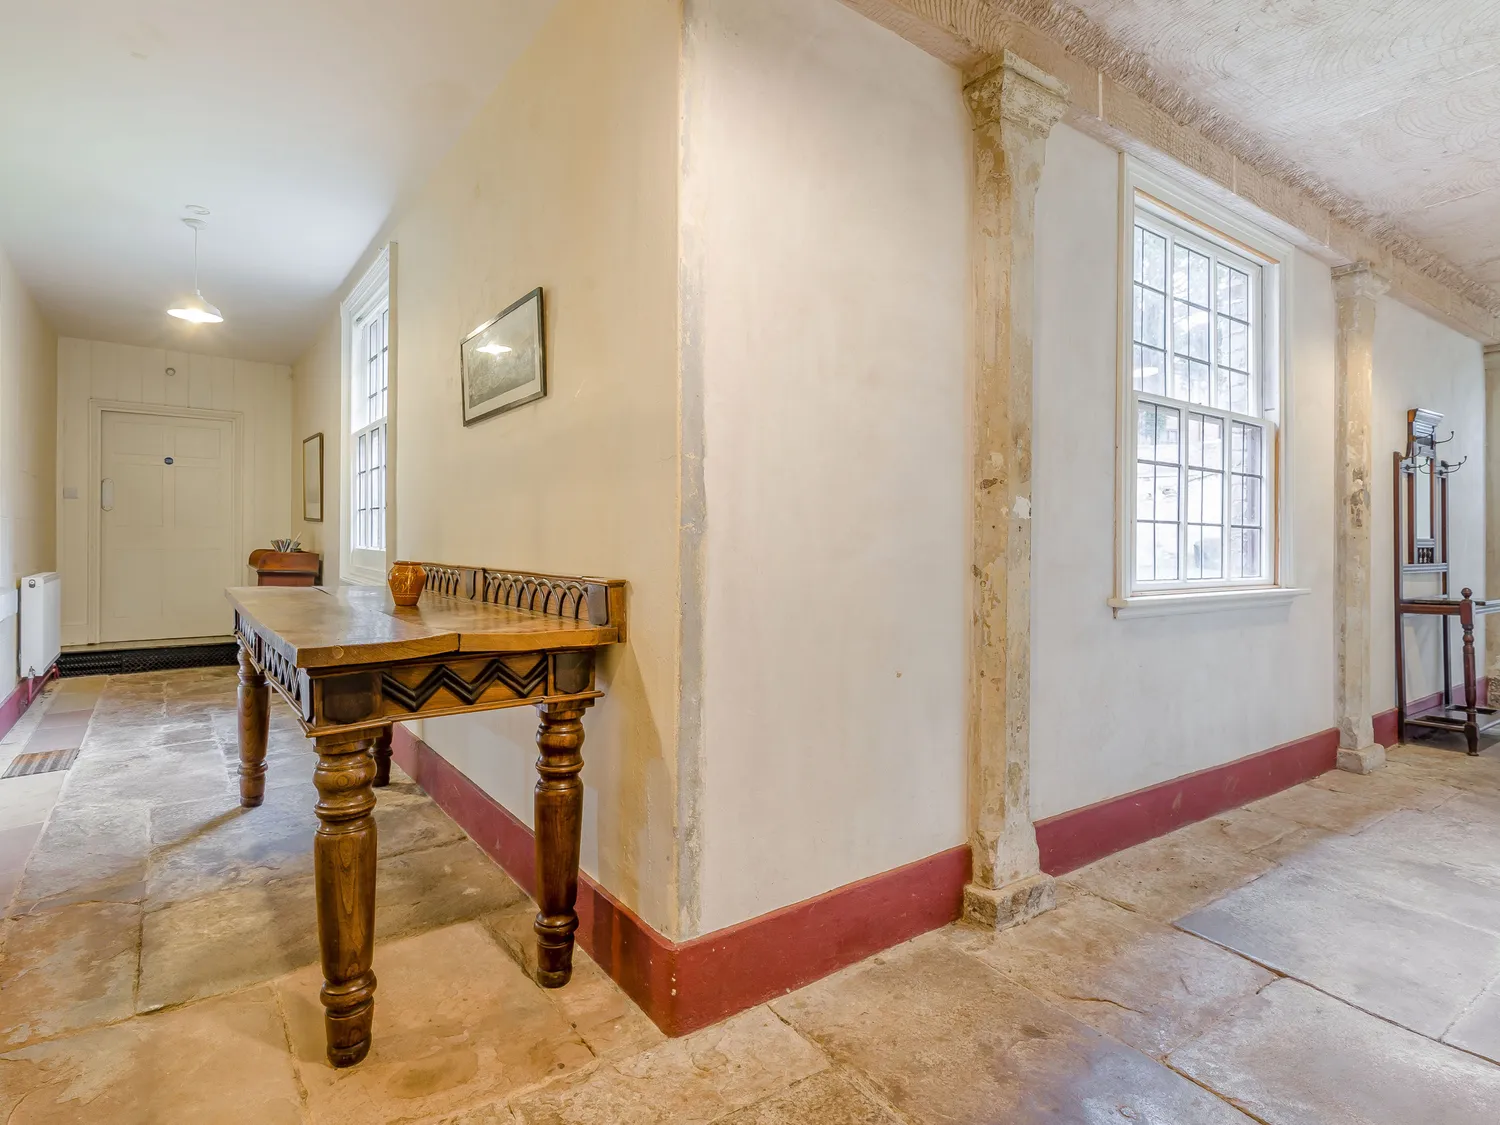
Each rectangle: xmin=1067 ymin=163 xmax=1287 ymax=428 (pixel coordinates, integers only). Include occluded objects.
xmin=167 ymin=213 xmax=223 ymax=324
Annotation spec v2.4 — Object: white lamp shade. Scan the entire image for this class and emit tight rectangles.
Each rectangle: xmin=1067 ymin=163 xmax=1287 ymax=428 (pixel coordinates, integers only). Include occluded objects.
xmin=167 ymin=292 xmax=223 ymax=324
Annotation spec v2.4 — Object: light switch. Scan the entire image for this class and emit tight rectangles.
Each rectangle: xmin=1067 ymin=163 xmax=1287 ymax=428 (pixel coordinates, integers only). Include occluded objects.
xmin=62 ymin=486 xmax=79 ymax=499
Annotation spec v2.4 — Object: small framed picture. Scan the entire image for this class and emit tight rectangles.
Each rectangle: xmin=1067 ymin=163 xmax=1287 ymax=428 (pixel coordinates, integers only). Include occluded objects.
xmin=302 ymin=433 xmax=324 ymax=522
xmin=460 ymin=287 xmax=546 ymax=425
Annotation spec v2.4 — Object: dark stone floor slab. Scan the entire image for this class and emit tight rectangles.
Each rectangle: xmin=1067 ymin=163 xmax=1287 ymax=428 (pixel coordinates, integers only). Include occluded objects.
xmin=1444 ymin=976 xmax=1500 ymax=1064
xmin=65 ymin=739 xmax=231 ymax=809
xmin=0 ymin=824 xmax=41 ymax=876
xmin=374 ymin=839 xmax=527 ymax=940
xmin=1275 ymin=817 xmax=1500 ymax=934
xmin=145 ymin=789 xmax=319 ymax=905
xmin=1170 ymin=979 xmax=1500 ymax=1124
xmin=0 ymin=986 xmax=304 ymax=1124
xmin=138 ymin=838 xmax=523 ymax=1011
xmin=771 ymin=934 xmax=1253 ymax=1124
xmin=1246 ymin=782 xmax=1395 ymax=833
xmin=139 ymin=876 xmax=320 ymax=1010
xmin=1061 ymin=818 xmax=1277 ymax=923
xmin=20 ymin=718 xmax=91 ymax=755
xmin=508 ymin=1006 xmax=822 ymax=1125
xmin=0 ymin=902 xmax=141 ymax=1048
xmin=11 ymin=803 xmax=150 ymax=915
xmin=1178 ymin=864 xmax=1500 ymax=1037
xmin=1386 ymin=744 xmax=1500 ymax=795
xmin=964 ymin=890 xmax=1274 ymax=1058
xmin=717 ymin=1072 xmax=902 ymax=1125
xmin=143 ymin=781 xmax=466 ymax=906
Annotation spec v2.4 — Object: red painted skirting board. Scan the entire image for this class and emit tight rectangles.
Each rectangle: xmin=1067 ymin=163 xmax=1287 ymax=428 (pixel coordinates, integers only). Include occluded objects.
xmin=1034 ymin=726 xmax=1340 ymax=877
xmin=0 ymin=673 xmax=52 ymax=744
xmin=390 ymin=725 xmax=970 ymax=1037
xmin=1372 ymin=677 xmax=1490 ymax=749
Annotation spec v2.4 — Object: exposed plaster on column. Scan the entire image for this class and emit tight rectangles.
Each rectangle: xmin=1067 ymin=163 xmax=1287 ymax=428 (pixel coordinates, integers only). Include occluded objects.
xmin=963 ymin=52 xmax=1064 ymax=929
xmin=672 ymin=0 xmax=711 ymax=941
xmin=1332 ymin=262 xmax=1389 ymax=775
xmin=1486 ymin=346 xmax=1500 ymax=703
xmin=838 ymin=0 xmax=1500 ymax=344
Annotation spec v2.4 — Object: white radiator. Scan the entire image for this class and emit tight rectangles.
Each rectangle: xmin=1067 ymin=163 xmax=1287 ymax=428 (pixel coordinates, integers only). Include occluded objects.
xmin=19 ymin=572 xmax=61 ymax=678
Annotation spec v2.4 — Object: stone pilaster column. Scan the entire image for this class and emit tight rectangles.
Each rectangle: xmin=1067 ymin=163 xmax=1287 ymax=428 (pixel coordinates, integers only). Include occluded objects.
xmin=962 ymin=53 xmax=1066 ymax=929
xmin=1332 ymin=262 xmax=1389 ymax=774
xmin=1485 ymin=345 xmax=1500 ymax=700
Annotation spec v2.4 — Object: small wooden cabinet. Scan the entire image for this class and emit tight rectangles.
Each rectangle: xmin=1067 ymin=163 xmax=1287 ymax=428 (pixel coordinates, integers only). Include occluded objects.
xmin=248 ymin=550 xmax=321 ymax=587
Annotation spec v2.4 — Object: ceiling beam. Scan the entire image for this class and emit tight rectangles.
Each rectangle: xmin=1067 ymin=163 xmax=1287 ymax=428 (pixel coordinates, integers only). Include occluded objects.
xmin=842 ymin=0 xmax=1500 ymax=344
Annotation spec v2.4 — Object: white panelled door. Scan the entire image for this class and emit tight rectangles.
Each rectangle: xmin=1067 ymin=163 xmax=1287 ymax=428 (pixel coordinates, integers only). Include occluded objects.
xmin=100 ymin=411 xmax=236 ymax=642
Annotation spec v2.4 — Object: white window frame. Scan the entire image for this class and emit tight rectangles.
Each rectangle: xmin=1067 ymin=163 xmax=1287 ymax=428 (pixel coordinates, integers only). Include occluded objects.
xmin=340 ymin=247 xmax=394 ymax=586
xmin=1110 ymin=160 xmax=1306 ymax=619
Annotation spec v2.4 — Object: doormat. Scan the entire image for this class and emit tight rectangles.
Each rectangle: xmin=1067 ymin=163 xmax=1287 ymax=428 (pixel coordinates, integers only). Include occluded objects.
xmin=59 ymin=642 xmax=238 ymax=677
xmin=2 ymin=747 xmax=81 ymax=779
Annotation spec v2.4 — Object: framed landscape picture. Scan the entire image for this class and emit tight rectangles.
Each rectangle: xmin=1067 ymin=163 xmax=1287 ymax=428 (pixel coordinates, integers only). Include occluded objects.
xmin=460 ymin=287 xmax=546 ymax=425
xmin=302 ymin=433 xmax=323 ymax=522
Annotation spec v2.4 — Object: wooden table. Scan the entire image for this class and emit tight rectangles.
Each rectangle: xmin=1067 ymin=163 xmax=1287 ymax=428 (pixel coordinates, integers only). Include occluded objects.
xmin=227 ymin=564 xmax=625 ymax=1067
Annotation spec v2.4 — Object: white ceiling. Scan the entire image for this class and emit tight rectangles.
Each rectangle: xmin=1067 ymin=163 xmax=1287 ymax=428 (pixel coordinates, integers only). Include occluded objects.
xmin=0 ymin=0 xmax=556 ymax=364
xmin=1061 ymin=0 xmax=1500 ymax=306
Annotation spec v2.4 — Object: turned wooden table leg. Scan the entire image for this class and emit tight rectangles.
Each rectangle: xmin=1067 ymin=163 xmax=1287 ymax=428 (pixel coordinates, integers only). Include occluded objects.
xmin=533 ymin=700 xmax=590 ymax=987
xmin=372 ymin=726 xmax=393 ymax=788
xmin=313 ymin=731 xmax=379 ymax=1067
xmin=1461 ymin=592 xmax=1480 ymax=755
xmin=236 ymin=646 xmax=270 ymax=808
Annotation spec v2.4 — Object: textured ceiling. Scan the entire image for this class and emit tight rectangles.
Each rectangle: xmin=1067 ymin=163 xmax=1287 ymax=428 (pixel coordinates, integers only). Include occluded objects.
xmin=1060 ymin=0 xmax=1500 ymax=294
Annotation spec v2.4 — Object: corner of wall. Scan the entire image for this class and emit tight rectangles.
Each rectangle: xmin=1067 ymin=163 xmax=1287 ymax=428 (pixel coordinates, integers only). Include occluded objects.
xmin=289 ymin=314 xmax=344 ymax=589
xmin=0 ymin=243 xmax=60 ymax=697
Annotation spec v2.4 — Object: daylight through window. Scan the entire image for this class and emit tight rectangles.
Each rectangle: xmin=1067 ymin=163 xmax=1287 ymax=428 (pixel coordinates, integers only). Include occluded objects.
xmin=350 ymin=303 xmax=388 ymax=555
xmin=1130 ymin=204 xmax=1274 ymax=591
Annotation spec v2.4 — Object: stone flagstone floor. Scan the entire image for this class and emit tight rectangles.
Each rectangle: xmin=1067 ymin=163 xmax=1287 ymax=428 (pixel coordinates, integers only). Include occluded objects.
xmin=1 ymin=668 xmax=1499 ymax=1122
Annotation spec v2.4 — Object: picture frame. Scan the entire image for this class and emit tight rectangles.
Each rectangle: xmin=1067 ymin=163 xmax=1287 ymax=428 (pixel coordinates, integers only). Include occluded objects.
xmin=460 ymin=287 xmax=546 ymax=425
xmin=302 ymin=433 xmax=324 ymax=522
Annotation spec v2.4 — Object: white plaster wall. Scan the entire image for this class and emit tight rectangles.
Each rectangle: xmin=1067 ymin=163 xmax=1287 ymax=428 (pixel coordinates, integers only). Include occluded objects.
xmin=687 ymin=0 xmax=971 ymax=934
xmin=292 ymin=0 xmax=685 ymax=936
xmin=0 ymin=245 xmax=57 ymax=699
xmin=280 ymin=0 xmax=1494 ymax=939
xmin=56 ymin=338 xmax=292 ymax=645
xmin=1371 ymin=299 xmax=1486 ymax=709
xmin=290 ymin=317 xmax=341 ymax=588
xmin=1031 ymin=124 xmax=1488 ymax=819
xmin=1031 ymin=125 xmax=1340 ymax=819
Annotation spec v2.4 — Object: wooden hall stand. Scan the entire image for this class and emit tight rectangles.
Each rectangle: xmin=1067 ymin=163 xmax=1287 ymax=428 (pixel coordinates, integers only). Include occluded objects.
xmin=227 ymin=564 xmax=625 ymax=1067
xmin=1393 ymin=410 xmax=1498 ymax=755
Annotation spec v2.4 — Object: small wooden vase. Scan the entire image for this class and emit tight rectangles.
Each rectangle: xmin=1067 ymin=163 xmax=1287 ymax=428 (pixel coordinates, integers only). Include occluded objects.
xmin=387 ymin=561 xmax=427 ymax=607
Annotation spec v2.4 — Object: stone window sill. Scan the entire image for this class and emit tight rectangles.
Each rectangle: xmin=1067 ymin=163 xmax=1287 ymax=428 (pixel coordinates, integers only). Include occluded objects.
xmin=1108 ymin=586 xmax=1311 ymax=620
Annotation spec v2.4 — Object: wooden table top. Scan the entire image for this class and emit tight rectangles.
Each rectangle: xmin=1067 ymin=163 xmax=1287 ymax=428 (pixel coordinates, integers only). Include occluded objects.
xmin=227 ymin=585 xmax=621 ymax=669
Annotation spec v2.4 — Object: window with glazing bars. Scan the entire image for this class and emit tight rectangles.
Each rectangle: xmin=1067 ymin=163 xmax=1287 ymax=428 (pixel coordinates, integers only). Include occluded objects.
xmin=351 ymin=306 xmax=388 ymax=552
xmin=1131 ymin=208 xmax=1272 ymax=590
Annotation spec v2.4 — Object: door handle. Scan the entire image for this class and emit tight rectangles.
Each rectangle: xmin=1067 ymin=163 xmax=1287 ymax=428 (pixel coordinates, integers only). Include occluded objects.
xmin=101 ymin=478 xmax=114 ymax=511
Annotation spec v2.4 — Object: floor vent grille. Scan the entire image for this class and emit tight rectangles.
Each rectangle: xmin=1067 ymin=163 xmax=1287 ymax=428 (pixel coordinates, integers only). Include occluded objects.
xmin=59 ymin=642 xmax=238 ymax=677
xmin=2 ymin=747 xmax=81 ymax=779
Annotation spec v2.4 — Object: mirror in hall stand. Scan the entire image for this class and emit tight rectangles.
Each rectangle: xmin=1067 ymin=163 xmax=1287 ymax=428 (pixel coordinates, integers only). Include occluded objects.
xmin=1405 ymin=408 xmax=1440 ymax=566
